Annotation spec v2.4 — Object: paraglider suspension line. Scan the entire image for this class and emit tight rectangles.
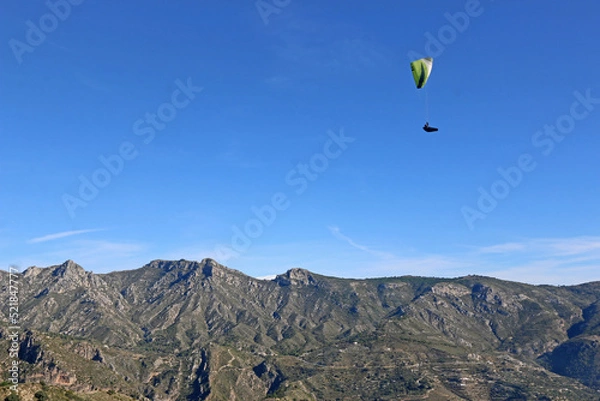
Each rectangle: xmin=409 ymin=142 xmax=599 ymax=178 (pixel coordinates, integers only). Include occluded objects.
xmin=425 ymin=88 xmax=430 ymax=121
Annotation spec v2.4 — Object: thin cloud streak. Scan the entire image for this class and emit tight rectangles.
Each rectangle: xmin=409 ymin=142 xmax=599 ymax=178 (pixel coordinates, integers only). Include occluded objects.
xmin=328 ymin=225 xmax=396 ymax=260
xmin=476 ymin=242 xmax=527 ymax=254
xmin=536 ymin=237 xmax=600 ymax=256
xmin=27 ymin=229 xmax=106 ymax=244
xmin=473 ymin=237 xmax=600 ymax=257
xmin=327 ymin=226 xmax=470 ymax=278
xmin=486 ymin=260 xmax=600 ymax=286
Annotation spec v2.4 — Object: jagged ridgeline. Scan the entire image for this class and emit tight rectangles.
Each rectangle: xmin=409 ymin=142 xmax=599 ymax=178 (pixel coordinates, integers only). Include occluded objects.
xmin=1 ymin=259 xmax=600 ymax=400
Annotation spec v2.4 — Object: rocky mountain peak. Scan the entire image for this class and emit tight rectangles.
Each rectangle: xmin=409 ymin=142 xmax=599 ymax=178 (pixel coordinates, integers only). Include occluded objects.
xmin=199 ymin=258 xmax=220 ymax=277
xmin=147 ymin=259 xmax=188 ymax=271
xmin=141 ymin=258 xmax=245 ymax=286
xmin=35 ymin=260 xmax=111 ymax=294
xmin=22 ymin=265 xmax=42 ymax=278
xmin=146 ymin=258 xmax=219 ymax=272
xmin=275 ymin=268 xmax=317 ymax=286
xmin=52 ymin=259 xmax=86 ymax=278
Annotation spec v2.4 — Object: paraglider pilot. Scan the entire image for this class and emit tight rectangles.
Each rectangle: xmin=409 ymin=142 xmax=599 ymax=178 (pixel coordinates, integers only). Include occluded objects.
xmin=423 ymin=122 xmax=438 ymax=132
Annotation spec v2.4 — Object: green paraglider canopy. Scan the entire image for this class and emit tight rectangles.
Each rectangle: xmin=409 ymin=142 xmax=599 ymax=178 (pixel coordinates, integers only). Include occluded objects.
xmin=410 ymin=57 xmax=433 ymax=89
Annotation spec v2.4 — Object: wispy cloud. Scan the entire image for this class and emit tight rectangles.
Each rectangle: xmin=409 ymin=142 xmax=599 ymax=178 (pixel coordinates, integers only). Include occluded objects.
xmin=328 ymin=226 xmax=395 ymax=260
xmin=472 ymin=236 xmax=600 ymax=260
xmin=15 ymin=228 xmax=600 ymax=285
xmin=535 ymin=237 xmax=600 ymax=256
xmin=27 ymin=229 xmax=106 ymax=244
xmin=485 ymin=260 xmax=600 ymax=287
xmin=326 ymin=225 xmax=472 ymax=279
xmin=461 ymin=237 xmax=600 ymax=284
xmin=476 ymin=242 xmax=527 ymax=254
xmin=176 ymin=235 xmax=600 ymax=285
xmin=328 ymin=228 xmax=600 ymax=284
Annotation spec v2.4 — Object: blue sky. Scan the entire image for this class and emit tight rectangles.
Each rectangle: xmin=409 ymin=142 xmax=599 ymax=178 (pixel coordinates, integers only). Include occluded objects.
xmin=1 ymin=0 xmax=599 ymax=285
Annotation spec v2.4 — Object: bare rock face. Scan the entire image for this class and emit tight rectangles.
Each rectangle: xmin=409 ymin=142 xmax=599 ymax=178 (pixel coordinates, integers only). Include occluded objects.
xmin=274 ymin=268 xmax=317 ymax=286
xmin=14 ymin=331 xmax=79 ymax=387
xmin=19 ymin=331 xmax=43 ymax=364
xmin=252 ymin=360 xmax=285 ymax=395
xmin=431 ymin=282 xmax=470 ymax=298
xmin=6 ymin=259 xmax=600 ymax=400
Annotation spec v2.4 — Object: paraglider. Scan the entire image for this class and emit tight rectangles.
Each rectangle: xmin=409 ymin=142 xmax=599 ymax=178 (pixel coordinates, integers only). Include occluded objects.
xmin=410 ymin=57 xmax=438 ymax=131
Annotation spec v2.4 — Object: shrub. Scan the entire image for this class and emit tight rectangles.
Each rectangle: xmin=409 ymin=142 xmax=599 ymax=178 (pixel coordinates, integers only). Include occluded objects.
xmin=34 ymin=391 xmax=48 ymax=401
xmin=4 ymin=392 xmax=20 ymax=401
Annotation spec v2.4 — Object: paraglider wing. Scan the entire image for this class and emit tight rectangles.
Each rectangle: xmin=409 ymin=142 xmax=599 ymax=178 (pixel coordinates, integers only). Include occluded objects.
xmin=410 ymin=57 xmax=433 ymax=89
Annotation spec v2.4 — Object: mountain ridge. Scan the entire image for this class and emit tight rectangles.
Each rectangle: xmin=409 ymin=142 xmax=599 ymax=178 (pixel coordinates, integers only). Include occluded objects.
xmin=2 ymin=258 xmax=600 ymax=400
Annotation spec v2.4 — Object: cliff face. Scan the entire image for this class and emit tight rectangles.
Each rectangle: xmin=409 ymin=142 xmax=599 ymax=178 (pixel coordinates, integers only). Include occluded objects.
xmin=2 ymin=259 xmax=600 ymax=400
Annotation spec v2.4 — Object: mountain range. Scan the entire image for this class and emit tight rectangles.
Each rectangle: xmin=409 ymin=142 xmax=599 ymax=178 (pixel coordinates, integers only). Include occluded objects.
xmin=1 ymin=258 xmax=600 ymax=400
